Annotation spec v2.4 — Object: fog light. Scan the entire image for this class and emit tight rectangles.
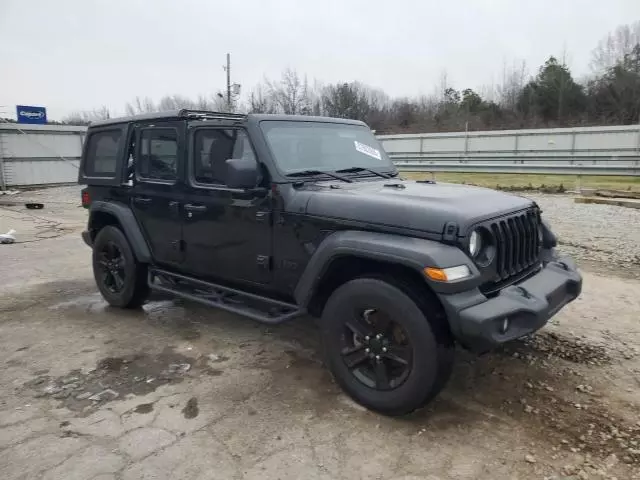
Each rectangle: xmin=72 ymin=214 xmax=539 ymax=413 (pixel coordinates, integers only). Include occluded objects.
xmin=500 ymin=317 xmax=510 ymax=334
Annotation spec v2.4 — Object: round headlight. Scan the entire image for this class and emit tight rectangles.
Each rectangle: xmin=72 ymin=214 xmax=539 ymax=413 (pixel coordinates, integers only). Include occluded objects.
xmin=469 ymin=230 xmax=481 ymax=257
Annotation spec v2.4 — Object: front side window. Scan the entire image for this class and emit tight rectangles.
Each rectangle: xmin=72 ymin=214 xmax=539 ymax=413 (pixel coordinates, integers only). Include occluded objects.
xmin=84 ymin=129 xmax=122 ymax=177
xmin=193 ymin=129 xmax=256 ymax=185
xmin=137 ymin=129 xmax=178 ymax=181
xmin=260 ymin=121 xmax=394 ymax=174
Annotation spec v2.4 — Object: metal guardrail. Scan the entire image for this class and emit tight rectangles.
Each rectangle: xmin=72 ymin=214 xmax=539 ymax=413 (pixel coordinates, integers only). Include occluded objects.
xmin=380 ymin=125 xmax=640 ymax=177
xmin=391 ymin=156 xmax=640 ymax=176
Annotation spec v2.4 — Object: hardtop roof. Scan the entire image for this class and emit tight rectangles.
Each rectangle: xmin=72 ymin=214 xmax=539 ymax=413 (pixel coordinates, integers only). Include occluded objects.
xmin=88 ymin=109 xmax=368 ymax=128
xmin=249 ymin=114 xmax=366 ymax=126
xmin=88 ymin=109 xmax=245 ymax=127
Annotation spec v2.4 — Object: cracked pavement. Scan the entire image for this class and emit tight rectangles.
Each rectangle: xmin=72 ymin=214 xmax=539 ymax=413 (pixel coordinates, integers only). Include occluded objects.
xmin=0 ymin=187 xmax=639 ymax=479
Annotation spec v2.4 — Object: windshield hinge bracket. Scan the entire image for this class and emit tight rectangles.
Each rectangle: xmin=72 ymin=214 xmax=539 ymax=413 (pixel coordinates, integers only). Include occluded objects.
xmin=442 ymin=222 xmax=459 ymax=242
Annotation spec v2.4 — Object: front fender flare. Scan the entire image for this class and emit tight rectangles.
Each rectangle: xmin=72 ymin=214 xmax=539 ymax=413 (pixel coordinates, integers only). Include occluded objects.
xmin=293 ymin=230 xmax=480 ymax=307
xmin=89 ymin=201 xmax=151 ymax=263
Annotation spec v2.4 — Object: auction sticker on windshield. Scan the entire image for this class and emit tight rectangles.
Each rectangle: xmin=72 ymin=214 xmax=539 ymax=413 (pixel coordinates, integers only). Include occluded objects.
xmin=354 ymin=140 xmax=382 ymax=160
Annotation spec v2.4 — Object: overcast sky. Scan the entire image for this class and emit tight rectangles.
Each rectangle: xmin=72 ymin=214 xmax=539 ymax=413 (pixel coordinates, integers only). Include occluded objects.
xmin=2 ymin=0 xmax=640 ymax=120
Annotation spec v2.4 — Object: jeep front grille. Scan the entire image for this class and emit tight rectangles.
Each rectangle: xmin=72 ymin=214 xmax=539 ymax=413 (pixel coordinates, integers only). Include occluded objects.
xmin=481 ymin=209 xmax=542 ymax=296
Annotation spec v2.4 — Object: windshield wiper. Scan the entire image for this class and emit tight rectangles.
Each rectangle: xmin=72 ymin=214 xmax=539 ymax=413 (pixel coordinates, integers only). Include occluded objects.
xmin=286 ymin=170 xmax=353 ymax=183
xmin=335 ymin=166 xmax=391 ymax=179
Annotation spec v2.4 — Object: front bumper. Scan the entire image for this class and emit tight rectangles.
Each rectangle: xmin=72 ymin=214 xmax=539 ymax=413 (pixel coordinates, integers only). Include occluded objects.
xmin=439 ymin=254 xmax=582 ymax=353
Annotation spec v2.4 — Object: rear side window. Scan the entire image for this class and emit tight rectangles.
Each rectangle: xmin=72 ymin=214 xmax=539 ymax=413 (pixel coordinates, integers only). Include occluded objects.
xmin=137 ymin=129 xmax=178 ymax=182
xmin=84 ymin=130 xmax=122 ymax=177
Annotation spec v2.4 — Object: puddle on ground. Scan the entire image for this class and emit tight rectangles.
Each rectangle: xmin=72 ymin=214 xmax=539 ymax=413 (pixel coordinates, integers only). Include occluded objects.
xmin=49 ymin=293 xmax=108 ymax=313
xmin=49 ymin=295 xmax=186 ymax=321
xmin=22 ymin=348 xmax=203 ymax=414
xmin=134 ymin=403 xmax=154 ymax=414
xmin=284 ymin=349 xmax=321 ymax=368
xmin=142 ymin=300 xmax=187 ymax=322
xmin=48 ymin=295 xmax=202 ymax=338
xmin=182 ymin=397 xmax=199 ymax=419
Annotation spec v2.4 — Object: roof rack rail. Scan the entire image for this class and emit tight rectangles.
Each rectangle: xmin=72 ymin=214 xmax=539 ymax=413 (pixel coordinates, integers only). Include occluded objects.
xmin=178 ymin=109 xmax=247 ymax=120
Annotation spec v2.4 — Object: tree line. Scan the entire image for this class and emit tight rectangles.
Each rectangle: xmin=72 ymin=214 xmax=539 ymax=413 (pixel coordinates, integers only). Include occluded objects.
xmin=58 ymin=21 xmax=640 ymax=134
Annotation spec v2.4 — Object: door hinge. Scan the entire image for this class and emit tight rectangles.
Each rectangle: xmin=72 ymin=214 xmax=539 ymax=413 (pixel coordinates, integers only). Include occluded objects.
xmin=171 ymin=240 xmax=179 ymax=251
xmin=171 ymin=240 xmax=186 ymax=251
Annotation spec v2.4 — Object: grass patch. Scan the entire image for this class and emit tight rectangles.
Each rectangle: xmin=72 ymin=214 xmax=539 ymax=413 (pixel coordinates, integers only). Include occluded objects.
xmin=400 ymin=171 xmax=640 ymax=192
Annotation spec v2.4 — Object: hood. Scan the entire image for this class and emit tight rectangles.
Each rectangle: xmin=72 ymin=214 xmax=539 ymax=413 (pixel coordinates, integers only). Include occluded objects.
xmin=297 ymin=179 xmax=534 ymax=236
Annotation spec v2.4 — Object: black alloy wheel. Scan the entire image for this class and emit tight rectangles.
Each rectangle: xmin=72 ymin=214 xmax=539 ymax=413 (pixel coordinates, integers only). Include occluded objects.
xmin=321 ymin=276 xmax=454 ymax=416
xmin=92 ymin=225 xmax=149 ymax=308
xmin=341 ymin=308 xmax=412 ymax=391
xmin=97 ymin=241 xmax=126 ymax=294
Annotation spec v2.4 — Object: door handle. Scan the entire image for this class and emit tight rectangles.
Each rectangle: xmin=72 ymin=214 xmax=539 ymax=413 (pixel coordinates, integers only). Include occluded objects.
xmin=255 ymin=211 xmax=270 ymax=222
xmin=168 ymin=201 xmax=180 ymax=212
xmin=133 ymin=197 xmax=152 ymax=205
xmin=184 ymin=204 xmax=207 ymax=213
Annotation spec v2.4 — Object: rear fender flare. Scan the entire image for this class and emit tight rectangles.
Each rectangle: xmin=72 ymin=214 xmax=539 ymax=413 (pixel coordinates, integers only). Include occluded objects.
xmin=89 ymin=201 xmax=151 ymax=263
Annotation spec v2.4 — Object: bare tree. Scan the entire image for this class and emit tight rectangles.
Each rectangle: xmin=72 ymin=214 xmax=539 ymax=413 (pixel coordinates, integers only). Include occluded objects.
xmin=123 ymin=93 xmax=229 ymax=115
xmin=437 ymin=70 xmax=451 ymax=102
xmin=125 ymin=96 xmax=156 ymax=115
xmin=157 ymin=94 xmax=196 ymax=111
xmin=365 ymin=86 xmax=390 ymax=111
xmin=248 ymin=85 xmax=277 ymax=113
xmin=496 ymin=60 xmax=528 ymax=110
xmin=591 ymin=21 xmax=640 ymax=74
xmin=62 ymin=106 xmax=111 ymax=125
xmin=321 ymin=81 xmax=373 ymax=121
xmin=265 ymin=69 xmax=313 ymax=115
xmin=205 ymin=94 xmax=229 ymax=112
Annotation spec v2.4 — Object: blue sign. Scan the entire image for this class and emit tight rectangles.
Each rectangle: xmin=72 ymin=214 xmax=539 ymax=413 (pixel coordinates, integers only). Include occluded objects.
xmin=16 ymin=105 xmax=47 ymax=125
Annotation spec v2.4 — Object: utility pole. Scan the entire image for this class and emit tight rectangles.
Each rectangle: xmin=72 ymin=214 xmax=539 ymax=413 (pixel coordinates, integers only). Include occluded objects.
xmin=220 ymin=53 xmax=240 ymax=112
xmin=226 ymin=53 xmax=231 ymax=112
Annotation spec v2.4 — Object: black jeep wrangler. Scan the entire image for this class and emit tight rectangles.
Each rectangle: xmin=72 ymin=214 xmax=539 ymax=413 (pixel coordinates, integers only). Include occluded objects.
xmin=78 ymin=109 xmax=582 ymax=415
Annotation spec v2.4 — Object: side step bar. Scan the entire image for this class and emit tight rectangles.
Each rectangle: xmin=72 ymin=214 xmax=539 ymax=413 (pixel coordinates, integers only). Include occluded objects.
xmin=148 ymin=268 xmax=305 ymax=324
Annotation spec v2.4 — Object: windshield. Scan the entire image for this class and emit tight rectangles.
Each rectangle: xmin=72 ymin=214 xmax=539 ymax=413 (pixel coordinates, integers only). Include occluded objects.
xmin=260 ymin=121 xmax=395 ymax=175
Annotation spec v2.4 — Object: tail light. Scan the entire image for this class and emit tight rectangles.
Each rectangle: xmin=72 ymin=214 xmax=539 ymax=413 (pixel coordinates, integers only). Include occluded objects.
xmin=81 ymin=189 xmax=91 ymax=209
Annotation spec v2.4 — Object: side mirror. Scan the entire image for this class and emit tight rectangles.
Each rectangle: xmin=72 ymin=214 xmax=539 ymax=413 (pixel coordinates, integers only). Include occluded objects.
xmin=225 ymin=158 xmax=259 ymax=189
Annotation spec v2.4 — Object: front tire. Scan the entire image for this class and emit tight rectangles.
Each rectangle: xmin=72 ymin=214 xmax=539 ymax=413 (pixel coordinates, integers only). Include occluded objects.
xmin=321 ymin=277 xmax=453 ymax=416
xmin=92 ymin=225 xmax=149 ymax=308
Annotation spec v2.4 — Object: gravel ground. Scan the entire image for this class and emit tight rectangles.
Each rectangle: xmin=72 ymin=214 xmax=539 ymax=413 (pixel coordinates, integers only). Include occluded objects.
xmin=525 ymin=193 xmax=640 ymax=278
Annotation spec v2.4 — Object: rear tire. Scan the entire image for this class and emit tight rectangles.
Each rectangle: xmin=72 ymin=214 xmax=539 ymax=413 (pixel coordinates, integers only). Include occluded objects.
xmin=92 ymin=225 xmax=149 ymax=308
xmin=320 ymin=277 xmax=454 ymax=416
